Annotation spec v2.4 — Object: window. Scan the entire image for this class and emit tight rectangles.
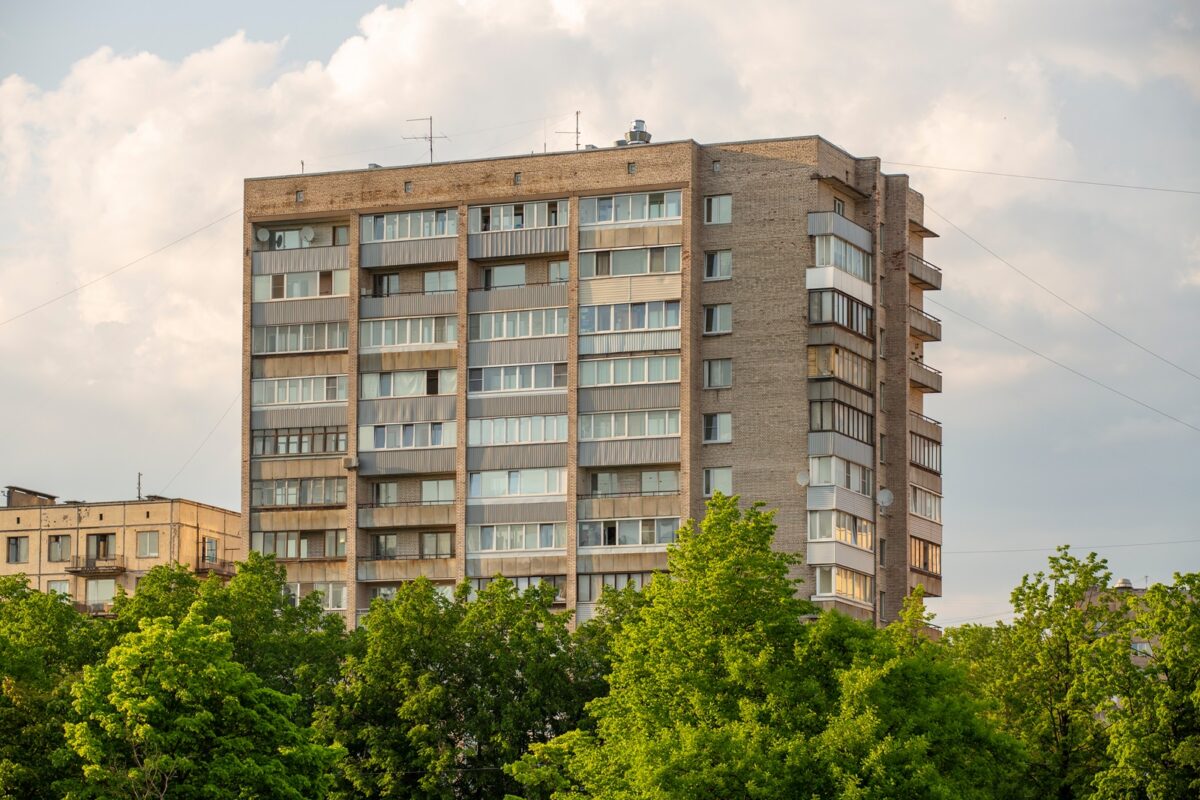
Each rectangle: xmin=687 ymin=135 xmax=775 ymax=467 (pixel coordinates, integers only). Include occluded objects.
xmin=549 ymin=260 xmax=569 ymax=283
xmin=833 ymin=197 xmax=846 ymax=216
xmin=579 ymin=410 xmax=681 ymax=440
xmin=704 ymin=250 xmax=732 ymax=280
xmin=136 ymin=531 xmax=159 ymax=558
xmin=313 ymin=582 xmax=347 ymax=611
xmin=579 ymin=301 xmax=680 ymax=334
xmin=359 ymin=421 xmax=456 ymax=451
xmin=578 ymin=356 xmax=680 ymax=387
xmin=704 ymin=194 xmax=732 ymax=224
xmin=46 ymin=580 xmax=70 ymax=597
xmin=85 ymin=579 xmax=116 ymax=610
xmin=87 ymin=533 xmax=115 ymax=560
xmin=468 ymin=415 xmax=568 ymax=446
xmin=372 ymin=272 xmax=401 ymax=297
xmin=424 ymin=270 xmax=456 ymax=294
xmin=590 ymin=472 xmax=620 ymax=496
xmin=422 ymin=479 xmax=455 ymax=504
xmin=579 ymin=246 xmax=681 ymax=277
xmin=641 ymin=470 xmax=679 ymax=494
xmin=712 ymin=160 xmax=721 ymax=173
xmin=703 ymin=359 xmax=732 ymax=389
xmin=361 ymin=369 xmax=456 ymax=399
xmin=578 ymin=572 xmax=653 ymax=603
xmin=484 ymin=264 xmax=526 ymax=289
xmin=813 ymin=566 xmax=873 ymax=603
xmin=808 ymin=510 xmax=875 ymax=551
xmin=468 ymin=308 xmax=568 ymax=341
xmin=467 ymin=363 xmax=567 ymax=393
xmin=703 ymin=413 xmax=732 ymax=443
xmin=251 ymin=478 xmax=348 ymax=508
xmin=251 ymin=376 xmax=348 ymax=406
xmin=469 ymin=575 xmax=566 ymax=601
xmin=468 ymin=468 xmax=566 ymax=498
xmin=703 ymin=467 xmax=732 ymax=497
xmin=359 ymin=316 xmax=457 ymax=349
xmin=808 ymin=290 xmax=874 ymax=339
xmin=404 ymin=181 xmax=413 ymax=193
xmin=809 ymin=456 xmax=874 ymax=498
xmin=467 ymin=522 xmax=567 ymax=553
xmin=809 ymin=401 xmax=874 ymax=443
xmin=47 ymin=535 xmax=70 ymax=562
xmin=333 ymin=225 xmax=349 ymax=245
xmin=911 ymin=487 xmax=943 ymax=522
xmin=251 ymin=270 xmax=349 ymax=301
xmin=513 ymin=171 xmax=523 ymax=185
xmin=422 ymin=532 xmax=454 ymax=559
xmin=813 ymin=235 xmax=873 ymax=282
xmin=250 ymin=530 xmax=346 ymax=560
xmin=372 ymin=533 xmax=400 ymax=558
xmin=252 ymin=426 xmax=347 ymax=457
xmin=578 ymin=517 xmax=680 ymax=547
xmin=808 ymin=345 xmax=874 ymax=391
xmin=295 ymin=190 xmax=304 ymax=203
xmin=578 ymin=191 xmax=682 ymax=225
xmin=703 ymin=304 xmax=732 ymax=335
xmin=360 ymin=209 xmax=457 ymax=242
xmin=910 ymin=434 xmax=942 ymax=473
xmin=910 ymin=537 xmax=941 ymax=575
xmin=626 ymin=162 xmax=636 ymax=175
xmin=6 ymin=536 xmax=28 ymax=564
xmin=469 ymin=200 xmax=568 ymax=232
xmin=251 ymin=322 xmax=349 ymax=354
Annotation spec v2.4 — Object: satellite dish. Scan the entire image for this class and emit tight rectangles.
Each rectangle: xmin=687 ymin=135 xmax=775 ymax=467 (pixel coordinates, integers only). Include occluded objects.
xmin=255 ymin=228 xmax=270 ymax=243
xmin=878 ymin=488 xmax=894 ymax=508
xmin=795 ymin=470 xmax=810 ymax=488
xmin=300 ymin=226 xmax=315 ymax=242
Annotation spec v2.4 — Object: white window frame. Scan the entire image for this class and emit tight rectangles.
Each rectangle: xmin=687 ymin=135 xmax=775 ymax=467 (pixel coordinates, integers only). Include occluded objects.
xmin=468 ymin=307 xmax=568 ymax=342
xmin=578 ymin=410 xmax=681 ymax=441
xmin=358 ymin=421 xmax=457 ymax=452
xmin=703 ymin=304 xmax=733 ymax=335
xmin=703 ymin=467 xmax=733 ymax=497
xmin=467 ymin=363 xmax=568 ymax=395
xmin=467 ymin=468 xmax=567 ymax=499
xmin=579 ymin=246 xmax=682 ymax=279
xmin=578 ymin=191 xmax=683 ymax=226
xmin=578 ymin=356 xmax=681 ymax=388
xmin=578 ymin=301 xmax=681 ymax=334
xmin=577 ymin=517 xmax=681 ymax=548
xmin=467 ymin=415 xmax=568 ymax=446
xmin=704 ymin=194 xmax=732 ymax=224
xmin=250 ymin=375 xmax=348 ymax=407
xmin=703 ymin=358 xmax=732 ymax=389
xmin=361 ymin=209 xmax=458 ymax=243
xmin=467 ymin=522 xmax=568 ymax=553
xmin=702 ymin=412 xmax=732 ymax=443
xmin=704 ymin=250 xmax=732 ymax=281
xmin=136 ymin=531 xmax=159 ymax=558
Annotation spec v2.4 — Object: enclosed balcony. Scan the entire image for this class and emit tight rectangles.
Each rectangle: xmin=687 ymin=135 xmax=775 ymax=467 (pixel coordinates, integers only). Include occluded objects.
xmin=357 ymin=500 xmax=455 ymax=529
xmin=467 ymin=281 xmax=567 ymax=314
xmin=908 ymin=305 xmax=942 ymax=342
xmin=65 ymin=555 xmax=126 ymax=575
xmin=908 ymin=359 xmax=943 ymax=393
xmin=907 ymin=254 xmax=942 ymax=290
xmin=576 ymin=491 xmax=681 ymax=521
xmin=360 ymin=288 xmax=457 ymax=319
xmin=252 ymin=244 xmax=349 ymax=274
xmin=357 ymin=555 xmax=457 ymax=583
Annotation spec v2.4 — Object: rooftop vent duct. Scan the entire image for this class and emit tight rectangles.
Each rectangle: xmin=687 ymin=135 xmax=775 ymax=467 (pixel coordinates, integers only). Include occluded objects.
xmin=1114 ymin=577 xmax=1134 ymax=590
xmin=626 ymin=119 xmax=652 ymax=145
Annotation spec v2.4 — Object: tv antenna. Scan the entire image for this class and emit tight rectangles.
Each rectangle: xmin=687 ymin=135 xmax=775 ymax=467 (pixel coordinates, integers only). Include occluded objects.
xmin=556 ymin=110 xmax=581 ymax=151
xmin=404 ymin=116 xmax=448 ymax=163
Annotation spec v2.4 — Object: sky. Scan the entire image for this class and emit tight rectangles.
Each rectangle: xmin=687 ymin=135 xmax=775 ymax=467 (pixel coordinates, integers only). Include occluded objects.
xmin=0 ymin=0 xmax=1197 ymax=625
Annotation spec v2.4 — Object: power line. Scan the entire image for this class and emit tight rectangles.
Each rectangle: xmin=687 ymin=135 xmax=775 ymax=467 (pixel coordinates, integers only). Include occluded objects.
xmin=926 ymin=204 xmax=1200 ymax=385
xmin=926 ymin=297 xmax=1200 ymax=435
xmin=158 ymin=389 xmax=241 ymax=495
xmin=0 ymin=208 xmax=241 ymax=330
xmin=946 ymin=538 xmax=1200 ymax=555
xmin=883 ymin=161 xmax=1200 ymax=196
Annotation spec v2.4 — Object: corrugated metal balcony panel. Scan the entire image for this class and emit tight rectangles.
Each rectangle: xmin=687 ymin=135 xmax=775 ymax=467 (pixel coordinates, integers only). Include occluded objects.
xmin=466 ymin=444 xmax=568 ymax=471
xmin=358 ymin=397 xmax=456 ymax=425
xmin=577 ymin=437 xmax=681 ymax=467
xmin=806 ymin=380 xmax=874 ymax=415
xmin=805 ymin=486 xmax=875 ymax=520
xmin=578 ymin=331 xmax=681 ymax=356
xmin=252 ymin=457 xmax=344 ymax=481
xmin=358 ymin=448 xmax=456 ymax=476
xmin=908 ymin=360 xmax=943 ymax=393
xmin=909 ymin=412 xmax=943 ymax=443
xmin=467 ymin=393 xmax=567 ymax=418
xmin=907 ymin=254 xmax=943 ymax=290
xmin=251 ymin=404 xmax=347 ymax=429
xmin=804 ymin=267 xmax=873 ymax=305
xmin=578 ymin=223 xmax=684 ymax=250
xmin=357 ymin=558 xmax=457 ymax=582
xmin=252 ymin=297 xmax=350 ymax=325
xmin=576 ymin=494 xmax=681 ymax=521
xmin=468 ymin=337 xmax=568 ymax=367
xmin=909 ymin=515 xmax=943 ymax=545
xmin=806 ymin=211 xmax=874 ymax=252
xmin=908 ymin=306 xmax=942 ymax=342
xmin=465 ymin=501 xmax=568 ymax=525
xmin=578 ymin=274 xmax=682 ymax=306
xmin=357 ymin=503 xmax=455 ymax=529
xmin=252 ymin=246 xmax=349 ymax=275
xmin=251 ymin=508 xmax=348 ymax=532
xmin=576 ymin=550 xmax=669 ymax=574
xmin=360 ymin=290 xmax=457 ymax=319
xmin=805 ymin=540 xmax=876 ymax=574
xmin=358 ymin=349 xmax=456 ymax=374
xmin=466 ymin=554 xmax=568 ymax=579
xmin=807 ymin=432 xmax=874 ymax=465
xmin=578 ymin=384 xmax=680 ymax=414
xmin=359 ymin=238 xmax=457 ymax=269
xmin=467 ymin=227 xmax=569 ymax=259
xmin=467 ymin=283 xmax=568 ymax=313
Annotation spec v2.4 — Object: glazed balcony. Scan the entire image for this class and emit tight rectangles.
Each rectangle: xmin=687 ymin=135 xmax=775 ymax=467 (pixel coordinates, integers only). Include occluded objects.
xmin=252 ymin=244 xmax=348 ymax=273
xmin=468 ymin=227 xmax=568 ymax=260
xmin=908 ymin=305 xmax=942 ymax=342
xmin=360 ymin=287 xmax=457 ymax=319
xmin=467 ymin=281 xmax=567 ymax=313
xmin=908 ymin=359 xmax=943 ymax=393
xmin=907 ymin=254 xmax=942 ymax=290
xmin=357 ymin=500 xmax=455 ymax=529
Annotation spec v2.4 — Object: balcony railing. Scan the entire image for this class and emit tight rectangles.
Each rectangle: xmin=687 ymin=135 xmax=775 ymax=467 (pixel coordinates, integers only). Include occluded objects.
xmin=357 ymin=501 xmax=456 ymax=529
xmin=907 ymin=254 xmax=942 ymax=290
xmin=195 ymin=558 xmax=236 ymax=577
xmin=907 ymin=305 xmax=942 ymax=342
xmin=909 ymin=411 xmax=943 ymax=442
xmin=908 ymin=359 xmax=943 ymax=393
xmin=358 ymin=499 xmax=455 ymax=508
xmin=74 ymin=601 xmax=115 ymax=616
xmin=576 ymin=490 xmax=680 ymax=499
xmin=65 ymin=555 xmax=126 ymax=574
xmin=358 ymin=552 xmax=454 ymax=562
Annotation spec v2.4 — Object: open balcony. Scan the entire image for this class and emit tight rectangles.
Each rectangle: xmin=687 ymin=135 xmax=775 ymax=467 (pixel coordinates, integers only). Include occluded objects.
xmin=357 ymin=554 xmax=457 ymax=582
xmin=907 ymin=254 xmax=942 ymax=290
xmin=576 ymin=491 xmax=681 ymax=521
xmin=357 ymin=500 xmax=455 ymax=529
xmin=65 ymin=555 xmax=126 ymax=575
xmin=909 ymin=411 xmax=943 ymax=443
xmin=194 ymin=558 xmax=236 ymax=578
xmin=908 ymin=305 xmax=942 ymax=342
xmin=908 ymin=359 xmax=943 ymax=393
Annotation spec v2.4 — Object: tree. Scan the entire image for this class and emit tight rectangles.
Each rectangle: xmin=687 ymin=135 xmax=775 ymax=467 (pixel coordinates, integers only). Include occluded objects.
xmin=111 ymin=563 xmax=203 ymax=635
xmin=323 ymin=575 xmax=598 ymax=799
xmin=943 ymin=547 xmax=1134 ymax=800
xmin=1093 ymin=572 xmax=1200 ymax=799
xmin=63 ymin=611 xmax=339 ymax=799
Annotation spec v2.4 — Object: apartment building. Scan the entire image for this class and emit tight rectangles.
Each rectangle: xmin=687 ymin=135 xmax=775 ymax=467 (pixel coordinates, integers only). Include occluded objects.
xmin=242 ymin=128 xmax=944 ymax=626
xmin=0 ymin=486 xmax=243 ymax=614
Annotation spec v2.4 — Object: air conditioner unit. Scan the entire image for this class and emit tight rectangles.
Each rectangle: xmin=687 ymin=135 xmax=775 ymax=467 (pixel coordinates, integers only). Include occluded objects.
xmin=343 ymin=456 xmax=359 ymax=470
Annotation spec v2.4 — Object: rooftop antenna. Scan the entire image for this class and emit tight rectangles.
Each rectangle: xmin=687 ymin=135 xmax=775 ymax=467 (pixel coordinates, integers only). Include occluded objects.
xmin=404 ymin=116 xmax=448 ymax=163
xmin=137 ymin=472 xmax=143 ymax=501
xmin=556 ymin=110 xmax=581 ymax=151
xmin=300 ymin=160 xmax=305 ymax=174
